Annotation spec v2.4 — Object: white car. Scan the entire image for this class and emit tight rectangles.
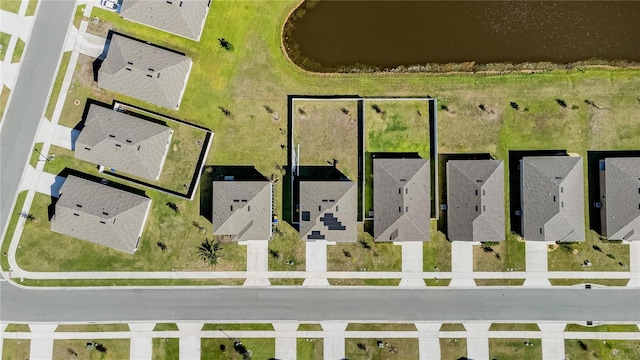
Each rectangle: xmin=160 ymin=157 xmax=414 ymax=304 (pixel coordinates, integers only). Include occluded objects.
xmin=101 ymin=0 xmax=120 ymax=12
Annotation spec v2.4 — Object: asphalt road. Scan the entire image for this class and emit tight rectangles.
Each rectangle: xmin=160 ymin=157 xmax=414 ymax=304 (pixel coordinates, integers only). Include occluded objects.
xmin=2 ymin=282 xmax=639 ymax=323
xmin=0 ymin=0 xmax=76 ymax=238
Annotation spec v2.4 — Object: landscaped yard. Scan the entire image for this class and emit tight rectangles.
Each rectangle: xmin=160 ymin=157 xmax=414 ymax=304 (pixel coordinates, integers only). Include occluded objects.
xmin=327 ymin=226 xmax=402 ymax=272
xmin=200 ymin=338 xmax=275 ymax=360
xmin=2 ymin=339 xmax=30 ymax=360
xmin=202 ymin=323 xmax=274 ymax=331
xmin=297 ymin=338 xmax=323 ymax=360
xmin=10 ymin=0 xmax=640 ymax=280
xmin=153 ymin=323 xmax=179 ymax=331
xmin=346 ymin=323 xmax=416 ymax=331
xmin=1 ymin=191 xmax=26 ymax=271
xmin=345 ymin=338 xmax=419 ymax=360
xmin=489 ymin=338 xmax=542 ymax=360
xmin=0 ymin=0 xmax=20 ymax=13
xmin=564 ymin=339 xmax=640 ymax=360
xmin=549 ymin=279 xmax=629 ymax=286
xmin=424 ymin=221 xmax=452 ymax=272
xmin=52 ymin=339 xmax=129 ymax=360
xmin=16 ymin=191 xmax=246 ymax=272
xmin=293 ymin=99 xmax=360 ymax=180
xmin=473 ymin=233 xmax=526 ymax=272
xmin=489 ymin=323 xmax=540 ymax=331
xmin=548 ymin=231 xmax=630 ymax=271
xmin=4 ymin=324 xmax=30 ymax=332
xmin=153 ymin=338 xmax=179 ymax=360
xmin=55 ymin=324 xmax=129 ymax=332
xmin=565 ymin=324 xmax=639 ymax=332
xmin=439 ymin=338 xmax=466 ymax=359
xmin=268 ymin=223 xmax=306 ymax=271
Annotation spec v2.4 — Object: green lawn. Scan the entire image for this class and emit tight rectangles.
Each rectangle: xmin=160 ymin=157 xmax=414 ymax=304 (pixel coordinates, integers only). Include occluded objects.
xmin=346 ymin=323 xmax=417 ymax=331
xmin=345 ymin=338 xmax=419 ymax=360
xmin=44 ymin=51 xmax=72 ymax=120
xmin=0 ymin=0 xmax=20 ymax=13
xmin=1 ymin=191 xmax=26 ymax=271
xmin=4 ymin=324 xmax=30 ymax=332
xmin=269 ymin=278 xmax=304 ymax=285
xmin=55 ymin=324 xmax=129 ymax=332
xmin=52 ymin=339 xmax=129 ymax=359
xmin=327 ymin=227 xmax=402 ymax=271
xmin=0 ymin=85 xmax=10 ymax=121
xmin=328 ymin=278 xmax=400 ymax=286
xmin=293 ymin=99 xmax=360 ymax=180
xmin=549 ymin=279 xmax=629 ymax=286
xmin=564 ymin=339 xmax=640 ymax=360
xmin=20 ymin=278 xmax=244 ymax=287
xmin=10 ymin=38 xmax=24 ymax=63
xmin=25 ymin=0 xmax=38 ymax=16
xmin=2 ymin=339 xmax=30 ymax=360
xmin=473 ymin=233 xmax=526 ymax=272
xmin=565 ymin=324 xmax=639 ymax=332
xmin=489 ymin=338 xmax=542 ymax=360
xmin=548 ymin=232 xmax=630 ymax=271
xmin=30 ymin=143 xmax=44 ymax=168
xmin=475 ymin=279 xmax=525 ymax=286
xmin=440 ymin=323 xmax=466 ymax=331
xmin=202 ymin=323 xmax=274 ymax=331
xmin=489 ymin=323 xmax=540 ymax=331
xmin=424 ymin=220 xmax=452 ymax=272
xmin=439 ymin=338 xmax=466 ymax=360
xmin=268 ymin=223 xmax=306 ymax=271
xmin=153 ymin=323 xmax=179 ymax=331
xmin=0 ymin=32 xmax=11 ymax=62
xmin=153 ymin=338 xmax=179 ymax=360
xmin=201 ymin=338 xmax=275 ymax=360
xmin=298 ymin=324 xmax=323 ymax=331
xmin=298 ymin=338 xmax=323 ymax=360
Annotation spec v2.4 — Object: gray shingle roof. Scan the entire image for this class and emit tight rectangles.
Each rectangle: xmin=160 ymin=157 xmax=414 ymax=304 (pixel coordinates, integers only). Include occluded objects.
xmin=120 ymin=0 xmax=210 ymax=41
xmin=75 ymin=104 xmax=173 ymax=181
xmin=446 ymin=160 xmax=505 ymax=242
xmin=601 ymin=158 xmax=640 ymax=241
xmin=50 ymin=175 xmax=151 ymax=253
xmin=212 ymin=180 xmax=273 ymax=241
xmin=299 ymin=180 xmax=357 ymax=242
xmin=521 ymin=156 xmax=585 ymax=241
xmin=373 ymin=158 xmax=430 ymax=241
xmin=98 ymin=34 xmax=192 ymax=109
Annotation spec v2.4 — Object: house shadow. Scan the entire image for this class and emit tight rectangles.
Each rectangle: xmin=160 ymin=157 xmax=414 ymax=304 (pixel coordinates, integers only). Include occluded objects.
xmin=586 ymin=150 xmax=640 ymax=234
xmin=91 ymin=31 xmax=114 ymax=82
xmin=437 ymin=153 xmax=493 ymax=236
xmin=199 ymin=165 xmax=268 ymax=221
xmin=507 ymin=149 xmax=567 ymax=236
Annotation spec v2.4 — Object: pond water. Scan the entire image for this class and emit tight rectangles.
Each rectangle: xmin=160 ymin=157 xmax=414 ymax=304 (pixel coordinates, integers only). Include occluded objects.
xmin=285 ymin=1 xmax=640 ymax=69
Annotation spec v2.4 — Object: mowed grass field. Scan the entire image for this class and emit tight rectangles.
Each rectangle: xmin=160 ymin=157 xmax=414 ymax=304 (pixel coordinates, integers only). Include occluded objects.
xmin=293 ymin=100 xmax=360 ymax=180
xmin=9 ymin=0 xmax=640 ymax=275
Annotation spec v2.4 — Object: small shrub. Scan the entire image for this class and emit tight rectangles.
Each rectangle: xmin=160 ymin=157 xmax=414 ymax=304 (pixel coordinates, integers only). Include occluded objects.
xmin=606 ymin=253 xmax=615 ymax=259
xmin=157 ymin=242 xmax=167 ymax=251
xmin=342 ymin=249 xmax=351 ymax=258
xmin=555 ymin=99 xmax=567 ymax=108
xmin=510 ymin=101 xmax=519 ymax=110
xmin=359 ymin=239 xmax=372 ymax=250
xmin=578 ymin=340 xmax=588 ymax=351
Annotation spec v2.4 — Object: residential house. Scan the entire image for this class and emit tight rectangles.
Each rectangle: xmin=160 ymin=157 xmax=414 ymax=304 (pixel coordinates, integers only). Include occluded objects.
xmin=373 ymin=157 xmax=430 ymax=241
xmin=520 ymin=156 xmax=585 ymax=241
xmin=75 ymin=104 xmax=173 ymax=181
xmin=299 ymin=180 xmax=357 ymax=242
xmin=446 ymin=159 xmax=504 ymax=241
xmin=212 ymin=180 xmax=273 ymax=241
xmin=599 ymin=157 xmax=640 ymax=241
xmin=120 ymin=0 xmax=211 ymax=41
xmin=98 ymin=33 xmax=192 ymax=109
xmin=50 ymin=175 xmax=152 ymax=253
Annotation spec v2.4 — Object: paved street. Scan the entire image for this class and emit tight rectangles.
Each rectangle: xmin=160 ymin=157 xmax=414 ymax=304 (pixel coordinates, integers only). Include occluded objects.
xmin=2 ymin=282 xmax=639 ymax=323
xmin=0 ymin=0 xmax=76 ymax=238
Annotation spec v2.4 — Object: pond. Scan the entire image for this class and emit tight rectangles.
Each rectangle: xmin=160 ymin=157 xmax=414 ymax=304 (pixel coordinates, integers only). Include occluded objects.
xmin=284 ymin=1 xmax=640 ymax=71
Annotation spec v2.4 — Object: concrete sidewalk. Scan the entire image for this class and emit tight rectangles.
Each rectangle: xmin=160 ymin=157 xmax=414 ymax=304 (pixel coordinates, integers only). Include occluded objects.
xmin=450 ymin=242 xmax=476 ymax=287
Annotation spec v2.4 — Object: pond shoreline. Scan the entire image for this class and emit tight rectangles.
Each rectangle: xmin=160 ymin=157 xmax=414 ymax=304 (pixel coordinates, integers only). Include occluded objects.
xmin=282 ymin=0 xmax=640 ymax=75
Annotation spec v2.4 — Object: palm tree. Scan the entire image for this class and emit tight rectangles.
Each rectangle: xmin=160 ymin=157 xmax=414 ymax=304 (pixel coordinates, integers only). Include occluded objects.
xmin=197 ymin=238 xmax=222 ymax=267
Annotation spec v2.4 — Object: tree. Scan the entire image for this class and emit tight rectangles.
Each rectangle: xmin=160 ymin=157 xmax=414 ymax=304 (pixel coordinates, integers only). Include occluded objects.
xmin=218 ymin=38 xmax=234 ymax=51
xmin=94 ymin=343 xmax=107 ymax=353
xmin=197 ymin=238 xmax=222 ymax=267
xmin=166 ymin=202 xmax=179 ymax=214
